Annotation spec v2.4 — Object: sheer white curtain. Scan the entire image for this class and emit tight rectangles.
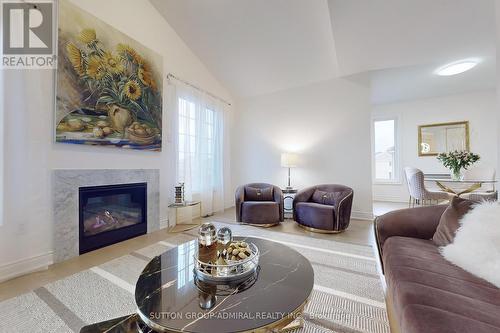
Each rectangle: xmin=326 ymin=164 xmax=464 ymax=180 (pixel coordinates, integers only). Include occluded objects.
xmin=169 ymin=81 xmax=227 ymax=216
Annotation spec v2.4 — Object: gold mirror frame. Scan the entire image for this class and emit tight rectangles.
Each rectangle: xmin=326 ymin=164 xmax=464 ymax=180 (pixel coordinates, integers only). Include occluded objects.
xmin=418 ymin=121 xmax=470 ymax=157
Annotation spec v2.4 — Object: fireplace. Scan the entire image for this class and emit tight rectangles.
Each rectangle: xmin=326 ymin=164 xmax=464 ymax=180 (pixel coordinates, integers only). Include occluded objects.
xmin=79 ymin=182 xmax=147 ymax=254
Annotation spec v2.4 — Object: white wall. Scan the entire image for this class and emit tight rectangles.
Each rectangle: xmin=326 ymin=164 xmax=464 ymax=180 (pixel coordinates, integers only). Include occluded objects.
xmin=0 ymin=0 xmax=233 ymax=281
xmin=372 ymin=90 xmax=498 ymax=202
xmin=496 ymin=2 xmax=500 ymax=178
xmin=232 ymin=78 xmax=374 ymax=220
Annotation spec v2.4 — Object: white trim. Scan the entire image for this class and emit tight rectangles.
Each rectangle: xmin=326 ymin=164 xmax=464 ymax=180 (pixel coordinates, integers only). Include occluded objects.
xmin=313 ymin=284 xmax=386 ymax=308
xmin=372 ymin=195 xmax=408 ymax=203
xmin=160 ymin=217 xmax=169 ymax=229
xmin=373 ymin=180 xmax=403 ymax=185
xmin=0 ymin=252 xmax=53 ymax=283
xmin=351 ymin=210 xmax=374 ymax=221
xmin=250 ymin=236 xmax=375 ymax=261
xmin=90 ymin=267 xmax=135 ymax=294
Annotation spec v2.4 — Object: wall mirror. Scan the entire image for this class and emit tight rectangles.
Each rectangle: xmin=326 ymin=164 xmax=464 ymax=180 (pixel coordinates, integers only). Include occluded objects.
xmin=418 ymin=121 xmax=469 ymax=156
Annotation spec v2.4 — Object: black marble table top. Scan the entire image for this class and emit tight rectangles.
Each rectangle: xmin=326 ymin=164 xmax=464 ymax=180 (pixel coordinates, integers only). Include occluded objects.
xmin=80 ymin=236 xmax=314 ymax=333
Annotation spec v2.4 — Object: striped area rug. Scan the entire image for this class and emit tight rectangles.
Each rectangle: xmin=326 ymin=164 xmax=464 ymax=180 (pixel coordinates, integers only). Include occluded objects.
xmin=0 ymin=222 xmax=389 ymax=333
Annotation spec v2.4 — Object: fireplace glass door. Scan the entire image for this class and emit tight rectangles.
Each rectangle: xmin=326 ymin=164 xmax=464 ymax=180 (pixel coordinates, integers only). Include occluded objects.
xmin=83 ymin=193 xmax=143 ymax=236
xmin=79 ymin=183 xmax=147 ymax=254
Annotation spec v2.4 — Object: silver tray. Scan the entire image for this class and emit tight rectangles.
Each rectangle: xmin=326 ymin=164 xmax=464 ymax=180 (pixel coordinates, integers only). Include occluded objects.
xmin=194 ymin=243 xmax=259 ymax=283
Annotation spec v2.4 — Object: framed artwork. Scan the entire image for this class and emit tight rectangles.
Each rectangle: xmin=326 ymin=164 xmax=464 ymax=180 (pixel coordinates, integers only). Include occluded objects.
xmin=56 ymin=0 xmax=163 ymax=151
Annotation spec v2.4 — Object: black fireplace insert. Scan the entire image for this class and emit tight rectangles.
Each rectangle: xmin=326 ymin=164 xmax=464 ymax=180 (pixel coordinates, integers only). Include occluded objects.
xmin=79 ymin=182 xmax=147 ymax=254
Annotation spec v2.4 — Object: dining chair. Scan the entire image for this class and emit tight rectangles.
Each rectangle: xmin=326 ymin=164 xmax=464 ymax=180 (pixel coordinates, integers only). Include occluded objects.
xmin=404 ymin=167 xmax=453 ymax=207
xmin=461 ymin=166 xmax=498 ymax=202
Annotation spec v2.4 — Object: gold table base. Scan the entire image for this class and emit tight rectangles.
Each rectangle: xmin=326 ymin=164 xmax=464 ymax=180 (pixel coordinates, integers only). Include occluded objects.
xmin=279 ymin=317 xmax=304 ymax=332
xmin=435 ymin=181 xmax=482 ymax=197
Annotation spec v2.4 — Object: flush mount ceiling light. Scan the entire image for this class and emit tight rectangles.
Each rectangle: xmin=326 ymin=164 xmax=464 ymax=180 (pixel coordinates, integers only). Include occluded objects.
xmin=435 ymin=59 xmax=479 ymax=76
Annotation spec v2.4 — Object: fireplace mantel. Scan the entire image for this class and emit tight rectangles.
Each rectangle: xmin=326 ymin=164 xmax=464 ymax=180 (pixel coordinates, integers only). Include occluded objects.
xmin=53 ymin=169 xmax=160 ymax=263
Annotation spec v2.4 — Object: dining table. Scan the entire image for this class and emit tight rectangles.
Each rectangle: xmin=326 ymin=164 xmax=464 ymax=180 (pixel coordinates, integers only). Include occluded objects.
xmin=424 ymin=177 xmax=497 ymax=197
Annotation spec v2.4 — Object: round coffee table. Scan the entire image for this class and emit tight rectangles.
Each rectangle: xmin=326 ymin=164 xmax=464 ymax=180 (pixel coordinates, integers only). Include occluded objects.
xmin=80 ymin=237 xmax=314 ymax=333
xmin=136 ymin=236 xmax=314 ymax=333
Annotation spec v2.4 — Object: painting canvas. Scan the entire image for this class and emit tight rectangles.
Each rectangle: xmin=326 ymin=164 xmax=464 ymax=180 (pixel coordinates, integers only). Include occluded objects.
xmin=56 ymin=0 xmax=163 ymax=151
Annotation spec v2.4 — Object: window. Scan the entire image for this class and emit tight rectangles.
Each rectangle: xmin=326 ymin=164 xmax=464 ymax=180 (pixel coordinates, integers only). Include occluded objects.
xmin=177 ymin=98 xmax=196 ymax=186
xmin=177 ymin=97 xmax=218 ymax=193
xmin=373 ymin=118 xmax=399 ymax=182
xmin=173 ymin=82 xmax=226 ymax=217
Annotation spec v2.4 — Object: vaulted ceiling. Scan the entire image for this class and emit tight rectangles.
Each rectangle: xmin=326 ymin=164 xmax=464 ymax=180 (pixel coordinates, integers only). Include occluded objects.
xmin=151 ymin=0 xmax=496 ymax=103
xmin=150 ymin=0 xmax=338 ymax=97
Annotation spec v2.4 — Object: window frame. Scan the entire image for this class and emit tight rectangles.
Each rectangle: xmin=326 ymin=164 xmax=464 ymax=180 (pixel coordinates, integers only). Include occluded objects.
xmin=372 ymin=115 xmax=401 ymax=185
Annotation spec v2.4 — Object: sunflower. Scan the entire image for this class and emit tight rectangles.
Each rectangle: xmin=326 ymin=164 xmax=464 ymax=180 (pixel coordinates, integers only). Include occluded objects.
xmin=116 ymin=43 xmax=143 ymax=65
xmin=123 ymin=80 xmax=142 ymax=100
xmin=78 ymin=28 xmax=96 ymax=44
xmin=138 ymin=64 xmax=157 ymax=90
xmin=86 ymin=56 xmax=106 ymax=80
xmin=102 ymin=52 xmax=124 ymax=74
xmin=65 ymin=42 xmax=85 ymax=75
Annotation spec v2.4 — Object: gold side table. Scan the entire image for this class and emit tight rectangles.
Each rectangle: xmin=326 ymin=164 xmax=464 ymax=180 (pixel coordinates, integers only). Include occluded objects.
xmin=167 ymin=201 xmax=202 ymax=233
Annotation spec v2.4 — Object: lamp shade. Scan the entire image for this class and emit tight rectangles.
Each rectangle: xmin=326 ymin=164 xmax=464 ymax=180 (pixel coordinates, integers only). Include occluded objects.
xmin=281 ymin=153 xmax=298 ymax=168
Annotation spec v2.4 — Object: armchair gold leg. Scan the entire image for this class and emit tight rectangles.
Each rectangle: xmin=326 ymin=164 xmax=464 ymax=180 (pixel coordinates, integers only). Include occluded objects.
xmin=239 ymin=222 xmax=279 ymax=228
xmin=297 ymin=223 xmax=344 ymax=234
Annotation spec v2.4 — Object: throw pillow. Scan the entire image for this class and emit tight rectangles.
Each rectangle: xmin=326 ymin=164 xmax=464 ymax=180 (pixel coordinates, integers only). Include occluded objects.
xmin=441 ymin=200 xmax=500 ymax=288
xmin=245 ymin=187 xmax=273 ymax=201
xmin=432 ymin=196 xmax=475 ymax=247
xmin=311 ymin=190 xmax=336 ymax=206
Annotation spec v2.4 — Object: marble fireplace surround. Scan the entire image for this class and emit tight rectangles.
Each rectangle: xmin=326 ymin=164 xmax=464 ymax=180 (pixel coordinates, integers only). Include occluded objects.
xmin=53 ymin=169 xmax=160 ymax=263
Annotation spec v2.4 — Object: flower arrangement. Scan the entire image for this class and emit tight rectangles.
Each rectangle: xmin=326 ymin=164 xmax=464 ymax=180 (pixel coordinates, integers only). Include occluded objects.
xmin=437 ymin=150 xmax=480 ymax=180
xmin=65 ymin=28 xmax=161 ymax=129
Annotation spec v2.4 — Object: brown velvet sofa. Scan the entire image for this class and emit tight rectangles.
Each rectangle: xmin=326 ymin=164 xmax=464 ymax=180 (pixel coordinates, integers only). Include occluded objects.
xmin=374 ymin=205 xmax=500 ymax=333
xmin=235 ymin=183 xmax=284 ymax=226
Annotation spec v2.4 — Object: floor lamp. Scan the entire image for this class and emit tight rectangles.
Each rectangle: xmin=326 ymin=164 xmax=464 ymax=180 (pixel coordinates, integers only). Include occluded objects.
xmin=281 ymin=153 xmax=298 ymax=189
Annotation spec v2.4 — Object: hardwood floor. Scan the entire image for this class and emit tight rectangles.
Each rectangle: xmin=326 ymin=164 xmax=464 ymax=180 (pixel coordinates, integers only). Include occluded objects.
xmin=0 ymin=207 xmax=375 ymax=302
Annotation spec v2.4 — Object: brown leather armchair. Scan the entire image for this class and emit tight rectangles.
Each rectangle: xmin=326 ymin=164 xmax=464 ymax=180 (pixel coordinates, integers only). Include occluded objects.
xmin=235 ymin=183 xmax=284 ymax=226
xmin=293 ymin=184 xmax=353 ymax=233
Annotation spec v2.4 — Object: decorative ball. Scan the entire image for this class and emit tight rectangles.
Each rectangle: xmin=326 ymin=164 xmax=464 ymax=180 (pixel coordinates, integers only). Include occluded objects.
xmin=217 ymin=227 xmax=232 ymax=245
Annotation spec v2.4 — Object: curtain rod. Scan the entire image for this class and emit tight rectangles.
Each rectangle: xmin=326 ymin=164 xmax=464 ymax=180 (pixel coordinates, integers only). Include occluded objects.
xmin=166 ymin=73 xmax=232 ymax=106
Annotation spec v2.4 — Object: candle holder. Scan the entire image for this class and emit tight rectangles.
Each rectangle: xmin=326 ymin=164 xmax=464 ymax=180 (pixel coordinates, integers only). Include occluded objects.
xmin=174 ymin=183 xmax=184 ymax=204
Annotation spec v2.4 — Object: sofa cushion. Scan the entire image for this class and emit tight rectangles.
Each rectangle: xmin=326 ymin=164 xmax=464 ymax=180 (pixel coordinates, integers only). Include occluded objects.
xmin=295 ymin=202 xmax=335 ymax=230
xmin=241 ymin=201 xmax=279 ymax=224
xmin=311 ymin=190 xmax=336 ymax=206
xmin=383 ymin=236 xmax=500 ymax=333
xmin=432 ymin=197 xmax=475 ymax=246
xmin=441 ymin=200 xmax=500 ymax=288
xmin=245 ymin=186 xmax=273 ymax=201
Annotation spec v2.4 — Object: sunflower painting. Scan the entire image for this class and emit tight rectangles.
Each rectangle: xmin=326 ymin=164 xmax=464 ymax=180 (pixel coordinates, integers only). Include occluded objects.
xmin=56 ymin=0 xmax=162 ymax=151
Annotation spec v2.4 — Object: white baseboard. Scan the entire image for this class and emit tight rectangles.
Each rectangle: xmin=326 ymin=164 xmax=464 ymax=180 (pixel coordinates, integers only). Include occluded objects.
xmin=351 ymin=211 xmax=374 ymax=221
xmin=159 ymin=217 xmax=169 ymax=229
xmin=0 ymin=252 xmax=53 ymax=283
xmin=373 ymin=195 xmax=408 ymax=203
